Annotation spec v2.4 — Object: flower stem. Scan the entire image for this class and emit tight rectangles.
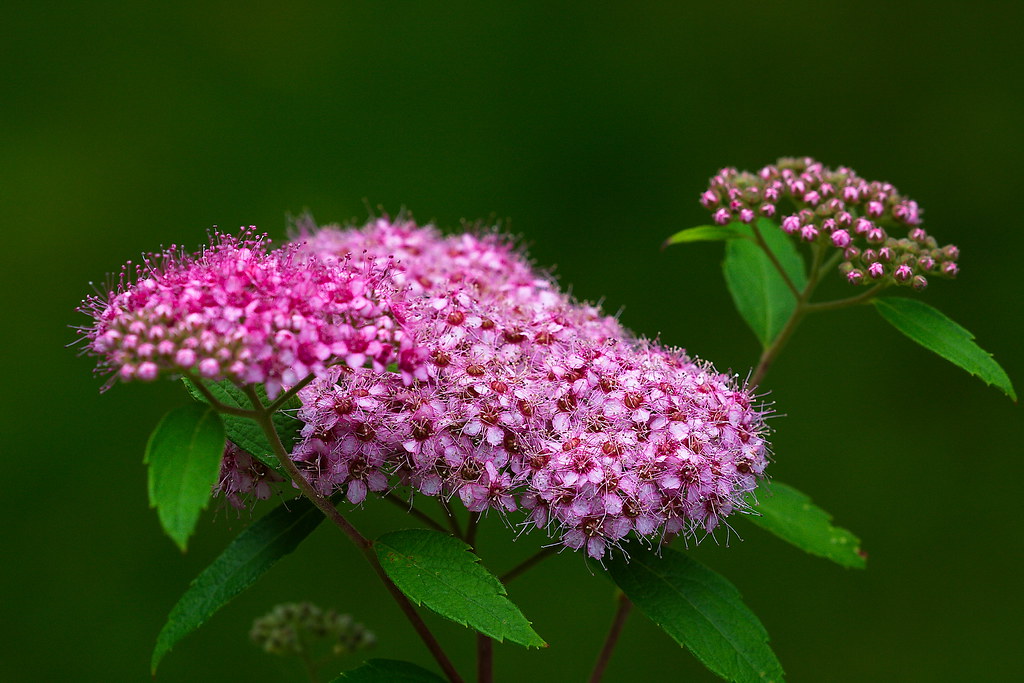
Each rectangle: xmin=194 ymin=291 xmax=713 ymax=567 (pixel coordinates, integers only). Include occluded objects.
xmin=184 ymin=374 xmax=256 ymax=418
xmin=476 ymin=634 xmax=494 ymax=683
xmin=750 ymin=221 xmax=801 ymax=298
xmin=500 ymin=546 xmax=558 ymax=584
xmin=240 ymin=384 xmax=465 ymax=683
xmin=588 ymin=591 xmax=633 ymax=683
xmin=383 ymin=492 xmax=448 ymax=533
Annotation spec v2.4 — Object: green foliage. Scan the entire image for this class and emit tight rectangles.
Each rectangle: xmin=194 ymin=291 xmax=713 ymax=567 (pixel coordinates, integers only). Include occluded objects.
xmin=144 ymin=403 xmax=225 ymax=552
xmin=151 ymin=497 xmax=325 ymax=673
xmin=330 ymin=659 xmax=446 ymax=682
xmin=745 ymin=482 xmax=865 ymax=569
xmin=374 ymin=529 xmax=546 ymax=648
xmin=872 ymin=297 xmax=1016 ymax=400
xmin=608 ymin=547 xmax=784 ymax=683
xmin=182 ymin=377 xmax=305 ymax=471
xmin=663 ymin=224 xmax=752 ymax=248
xmin=723 ymin=219 xmax=807 ymax=348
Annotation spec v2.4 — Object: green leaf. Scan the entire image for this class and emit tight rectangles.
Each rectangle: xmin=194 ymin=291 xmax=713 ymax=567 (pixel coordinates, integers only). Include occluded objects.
xmin=608 ymin=547 xmax=783 ymax=683
xmin=182 ymin=378 xmax=305 ymax=472
xmin=872 ymin=297 xmax=1016 ymax=401
xmin=144 ymin=403 xmax=226 ymax=551
xmin=723 ymin=218 xmax=807 ymax=348
xmin=330 ymin=659 xmax=446 ymax=683
xmin=745 ymin=482 xmax=865 ymax=569
xmin=151 ymin=497 xmax=325 ymax=673
xmin=374 ymin=529 xmax=545 ymax=648
xmin=663 ymin=224 xmax=753 ymax=249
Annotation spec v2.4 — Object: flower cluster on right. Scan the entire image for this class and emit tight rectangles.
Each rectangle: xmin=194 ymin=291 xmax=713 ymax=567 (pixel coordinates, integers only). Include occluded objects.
xmin=287 ymin=219 xmax=771 ymax=560
xmin=701 ymin=157 xmax=960 ymax=290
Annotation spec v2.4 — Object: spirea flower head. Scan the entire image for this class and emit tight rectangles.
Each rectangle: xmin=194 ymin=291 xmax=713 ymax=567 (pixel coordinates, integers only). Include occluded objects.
xmin=77 ymin=229 xmax=415 ymax=396
xmin=702 ymin=157 xmax=960 ymax=290
xmin=287 ymin=217 xmax=771 ymax=559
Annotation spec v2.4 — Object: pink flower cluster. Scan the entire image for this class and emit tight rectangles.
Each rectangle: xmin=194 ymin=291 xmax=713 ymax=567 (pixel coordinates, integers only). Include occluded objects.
xmin=701 ymin=157 xmax=959 ymax=290
xmin=289 ymin=218 xmax=770 ymax=559
xmin=77 ymin=230 xmax=413 ymax=396
xmin=216 ymin=443 xmax=284 ymax=509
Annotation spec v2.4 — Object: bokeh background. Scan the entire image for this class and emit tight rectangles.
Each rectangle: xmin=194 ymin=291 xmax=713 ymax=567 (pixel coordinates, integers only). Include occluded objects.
xmin=2 ymin=2 xmax=1022 ymax=681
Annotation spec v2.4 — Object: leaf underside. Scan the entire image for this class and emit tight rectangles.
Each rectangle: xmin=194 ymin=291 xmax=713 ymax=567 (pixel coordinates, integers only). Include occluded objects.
xmin=608 ymin=546 xmax=784 ymax=683
xmin=151 ymin=497 xmax=325 ymax=673
xmin=745 ymin=481 xmax=866 ymax=569
xmin=872 ymin=297 xmax=1016 ymax=400
xmin=723 ymin=218 xmax=807 ymax=349
xmin=144 ymin=403 xmax=225 ymax=551
xmin=374 ymin=529 xmax=545 ymax=648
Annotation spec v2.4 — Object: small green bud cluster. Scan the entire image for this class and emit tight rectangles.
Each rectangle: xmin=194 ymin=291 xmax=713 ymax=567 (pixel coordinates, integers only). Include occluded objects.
xmin=249 ymin=602 xmax=376 ymax=658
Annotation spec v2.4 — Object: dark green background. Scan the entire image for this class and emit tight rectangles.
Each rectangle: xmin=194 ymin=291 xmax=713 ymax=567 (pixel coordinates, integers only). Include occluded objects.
xmin=3 ymin=2 xmax=1021 ymax=681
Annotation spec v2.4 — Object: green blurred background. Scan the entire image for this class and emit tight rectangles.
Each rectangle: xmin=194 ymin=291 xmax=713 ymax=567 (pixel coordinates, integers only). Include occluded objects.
xmin=2 ymin=2 xmax=1022 ymax=681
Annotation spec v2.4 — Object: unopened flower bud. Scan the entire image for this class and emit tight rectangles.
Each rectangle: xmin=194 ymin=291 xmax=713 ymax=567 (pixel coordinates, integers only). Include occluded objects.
xmin=831 ymin=230 xmax=852 ymax=248
xmin=837 ymin=211 xmax=852 ymax=227
xmin=867 ymin=200 xmax=884 ymax=217
xmin=868 ymin=262 xmax=885 ymax=279
xmin=894 ymin=264 xmax=913 ymax=282
xmin=866 ymin=227 xmax=887 ymax=244
xmin=701 ymin=190 xmax=720 ymax=207
xmin=781 ymin=215 xmax=800 ymax=234
xmin=800 ymin=224 xmax=819 ymax=242
xmin=759 ymin=203 xmax=776 ymax=216
xmin=844 ymin=246 xmax=861 ymax=260
xmin=877 ymin=246 xmax=894 ymax=263
xmin=738 ymin=208 xmax=755 ymax=224
xmin=912 ymin=275 xmax=928 ymax=290
xmin=712 ymin=208 xmax=730 ymax=225
xmin=855 ymin=218 xmax=873 ymax=235
xmin=847 ymin=269 xmax=865 ymax=284
xmin=942 ymin=261 xmax=959 ymax=277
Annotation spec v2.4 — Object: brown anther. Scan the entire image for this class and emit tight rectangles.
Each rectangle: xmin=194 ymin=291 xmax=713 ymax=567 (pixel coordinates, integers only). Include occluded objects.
xmin=446 ymin=310 xmax=465 ymax=326
xmin=562 ymin=437 xmax=581 ymax=452
xmin=334 ymin=397 xmax=355 ymax=415
xmin=411 ymin=419 xmax=433 ymax=441
xmin=534 ymin=331 xmax=554 ymax=345
xmin=557 ymin=393 xmax=578 ymax=412
xmin=480 ymin=318 xmax=495 ymax=330
xmin=624 ymin=392 xmax=645 ymax=410
xmin=431 ymin=350 xmax=451 ymax=367
xmin=354 ymin=423 xmax=376 ymax=442
xmin=503 ymin=330 xmax=526 ymax=344
xmin=490 ymin=380 xmax=508 ymax=394
xmin=467 ymin=364 xmax=486 ymax=377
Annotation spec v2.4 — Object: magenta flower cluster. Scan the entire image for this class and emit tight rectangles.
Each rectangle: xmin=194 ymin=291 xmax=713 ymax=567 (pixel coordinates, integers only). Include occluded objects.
xmin=289 ymin=219 xmax=770 ymax=559
xmin=77 ymin=230 xmax=413 ymax=396
xmin=701 ymin=157 xmax=959 ymax=290
xmin=79 ymin=218 xmax=770 ymax=559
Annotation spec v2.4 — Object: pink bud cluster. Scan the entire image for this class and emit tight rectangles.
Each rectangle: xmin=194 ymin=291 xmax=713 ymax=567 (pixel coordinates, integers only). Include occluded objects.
xmin=701 ymin=157 xmax=959 ymax=290
xmin=289 ymin=218 xmax=770 ymax=559
xmin=77 ymin=230 xmax=414 ymax=396
xmin=216 ymin=443 xmax=284 ymax=509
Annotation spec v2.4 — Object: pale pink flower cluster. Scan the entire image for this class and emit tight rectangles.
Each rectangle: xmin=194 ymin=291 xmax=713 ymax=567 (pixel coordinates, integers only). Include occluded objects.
xmin=290 ymin=218 xmax=770 ymax=558
xmin=701 ymin=157 xmax=959 ymax=290
xmin=78 ymin=229 xmax=412 ymax=396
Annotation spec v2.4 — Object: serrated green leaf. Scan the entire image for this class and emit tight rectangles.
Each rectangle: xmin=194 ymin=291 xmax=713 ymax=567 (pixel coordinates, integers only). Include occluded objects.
xmin=663 ymin=224 xmax=753 ymax=248
xmin=144 ymin=404 xmax=225 ymax=551
xmin=151 ymin=497 xmax=325 ymax=673
xmin=608 ymin=547 xmax=783 ymax=683
xmin=374 ymin=529 xmax=545 ymax=648
xmin=744 ymin=482 xmax=865 ymax=569
xmin=872 ymin=297 xmax=1016 ymax=401
xmin=723 ymin=218 xmax=807 ymax=348
xmin=330 ymin=658 xmax=446 ymax=682
xmin=182 ymin=378 xmax=305 ymax=472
